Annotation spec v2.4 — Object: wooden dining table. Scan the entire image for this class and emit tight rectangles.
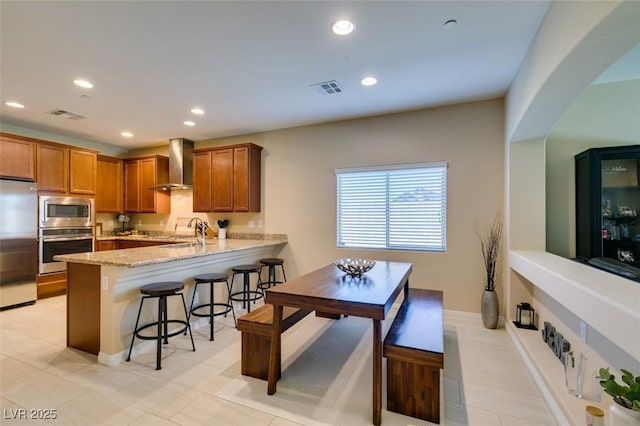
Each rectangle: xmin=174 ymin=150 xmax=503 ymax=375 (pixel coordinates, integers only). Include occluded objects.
xmin=265 ymin=260 xmax=413 ymax=426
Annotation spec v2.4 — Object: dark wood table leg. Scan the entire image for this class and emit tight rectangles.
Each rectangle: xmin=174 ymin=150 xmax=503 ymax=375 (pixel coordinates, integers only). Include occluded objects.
xmin=267 ymin=304 xmax=283 ymax=395
xmin=373 ymin=318 xmax=382 ymax=426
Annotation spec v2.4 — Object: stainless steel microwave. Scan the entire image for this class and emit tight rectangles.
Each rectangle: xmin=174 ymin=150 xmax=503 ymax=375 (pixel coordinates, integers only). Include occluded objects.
xmin=39 ymin=195 xmax=94 ymax=228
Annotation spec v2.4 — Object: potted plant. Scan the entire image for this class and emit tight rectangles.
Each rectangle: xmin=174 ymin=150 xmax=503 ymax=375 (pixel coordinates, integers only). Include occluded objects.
xmin=217 ymin=219 xmax=229 ymax=240
xmin=597 ymin=367 xmax=640 ymax=425
xmin=477 ymin=211 xmax=503 ymax=329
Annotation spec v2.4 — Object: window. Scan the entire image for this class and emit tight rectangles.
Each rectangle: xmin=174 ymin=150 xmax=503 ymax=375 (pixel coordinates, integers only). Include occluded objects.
xmin=336 ymin=162 xmax=447 ymax=251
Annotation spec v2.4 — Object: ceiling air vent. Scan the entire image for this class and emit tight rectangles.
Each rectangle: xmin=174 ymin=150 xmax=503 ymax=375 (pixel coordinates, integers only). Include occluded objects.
xmin=47 ymin=109 xmax=87 ymax=120
xmin=311 ymin=80 xmax=343 ymax=95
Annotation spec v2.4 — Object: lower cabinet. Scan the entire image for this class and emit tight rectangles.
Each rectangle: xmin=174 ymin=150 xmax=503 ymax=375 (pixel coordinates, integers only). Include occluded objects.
xmin=37 ymin=272 xmax=67 ymax=299
xmin=114 ymin=240 xmax=175 ymax=249
xmin=96 ymin=240 xmax=117 ymax=251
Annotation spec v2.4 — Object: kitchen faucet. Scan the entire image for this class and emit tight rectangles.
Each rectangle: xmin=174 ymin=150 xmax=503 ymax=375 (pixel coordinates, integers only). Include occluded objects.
xmin=187 ymin=217 xmax=207 ymax=246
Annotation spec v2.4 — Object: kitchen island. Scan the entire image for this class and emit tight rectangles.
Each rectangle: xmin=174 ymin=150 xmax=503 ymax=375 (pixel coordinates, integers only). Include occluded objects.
xmin=55 ymin=237 xmax=286 ymax=366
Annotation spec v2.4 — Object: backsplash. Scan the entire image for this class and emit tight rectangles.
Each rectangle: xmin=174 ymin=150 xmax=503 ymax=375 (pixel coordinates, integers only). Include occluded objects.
xmin=95 ymin=191 xmax=267 ymax=235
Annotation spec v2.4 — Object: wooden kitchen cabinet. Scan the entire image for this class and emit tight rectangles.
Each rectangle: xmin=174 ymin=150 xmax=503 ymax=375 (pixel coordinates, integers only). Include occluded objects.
xmin=0 ymin=133 xmax=36 ymax=181
xmin=213 ymin=148 xmax=234 ymax=211
xmin=193 ymin=150 xmax=213 ymax=212
xmin=192 ymin=143 xmax=262 ymax=212
xmin=233 ymin=145 xmax=262 ymax=212
xmin=96 ymin=155 xmax=123 ymax=212
xmin=124 ymin=155 xmax=170 ymax=213
xmin=96 ymin=240 xmax=116 ymax=251
xmin=116 ymin=240 xmax=141 ymax=249
xmin=114 ymin=240 xmax=174 ymax=249
xmin=37 ymin=143 xmax=69 ymax=193
xmin=37 ymin=142 xmax=97 ymax=195
xmin=37 ymin=271 xmax=67 ymax=299
xmin=69 ymin=149 xmax=97 ymax=195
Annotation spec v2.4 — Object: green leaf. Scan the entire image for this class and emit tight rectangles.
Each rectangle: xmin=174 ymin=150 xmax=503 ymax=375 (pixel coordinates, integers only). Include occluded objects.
xmin=598 ymin=368 xmax=612 ymax=380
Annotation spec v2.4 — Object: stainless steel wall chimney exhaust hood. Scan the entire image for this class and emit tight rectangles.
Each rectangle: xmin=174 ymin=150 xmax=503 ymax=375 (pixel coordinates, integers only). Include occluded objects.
xmin=154 ymin=138 xmax=194 ymax=190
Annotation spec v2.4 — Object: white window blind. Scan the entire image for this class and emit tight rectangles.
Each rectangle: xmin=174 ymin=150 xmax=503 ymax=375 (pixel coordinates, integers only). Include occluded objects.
xmin=336 ymin=162 xmax=447 ymax=251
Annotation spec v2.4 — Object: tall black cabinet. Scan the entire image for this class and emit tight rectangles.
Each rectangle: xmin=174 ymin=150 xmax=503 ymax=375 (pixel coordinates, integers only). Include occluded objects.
xmin=576 ymin=145 xmax=640 ymax=266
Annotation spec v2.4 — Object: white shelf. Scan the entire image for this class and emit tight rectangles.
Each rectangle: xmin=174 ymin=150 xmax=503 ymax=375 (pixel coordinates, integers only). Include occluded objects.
xmin=509 ymin=250 xmax=640 ymax=361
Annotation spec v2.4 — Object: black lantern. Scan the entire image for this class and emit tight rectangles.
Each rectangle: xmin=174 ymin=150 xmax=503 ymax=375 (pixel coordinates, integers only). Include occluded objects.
xmin=514 ymin=302 xmax=537 ymax=330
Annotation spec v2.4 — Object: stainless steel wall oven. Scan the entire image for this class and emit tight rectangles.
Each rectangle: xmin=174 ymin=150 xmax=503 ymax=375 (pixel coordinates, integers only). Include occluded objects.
xmin=38 ymin=196 xmax=94 ymax=274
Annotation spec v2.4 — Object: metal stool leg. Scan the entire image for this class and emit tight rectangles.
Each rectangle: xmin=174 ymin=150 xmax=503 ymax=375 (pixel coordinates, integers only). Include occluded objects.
xmin=225 ymin=279 xmax=237 ymax=327
xmin=156 ymin=296 xmax=164 ymax=370
xmin=269 ymin=265 xmax=276 ymax=288
xmin=243 ymin=272 xmax=251 ymax=313
xmin=209 ymin=281 xmax=215 ymax=341
xmin=126 ymin=296 xmax=146 ymax=362
xmin=180 ymin=293 xmax=196 ymax=351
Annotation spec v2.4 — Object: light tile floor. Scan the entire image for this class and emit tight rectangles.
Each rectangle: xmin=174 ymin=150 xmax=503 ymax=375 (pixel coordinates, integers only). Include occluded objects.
xmin=0 ymin=296 xmax=557 ymax=425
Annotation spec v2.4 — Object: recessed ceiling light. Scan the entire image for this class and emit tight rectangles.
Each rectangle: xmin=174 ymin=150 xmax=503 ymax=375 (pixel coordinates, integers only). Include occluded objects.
xmin=332 ymin=20 xmax=355 ymax=36
xmin=184 ymin=120 xmax=195 ymax=126
xmin=5 ymin=101 xmax=24 ymax=108
xmin=121 ymin=131 xmax=133 ymax=138
xmin=190 ymin=107 xmax=204 ymax=115
xmin=73 ymin=79 xmax=94 ymax=89
xmin=361 ymin=76 xmax=377 ymax=87
xmin=443 ymin=19 xmax=457 ymax=30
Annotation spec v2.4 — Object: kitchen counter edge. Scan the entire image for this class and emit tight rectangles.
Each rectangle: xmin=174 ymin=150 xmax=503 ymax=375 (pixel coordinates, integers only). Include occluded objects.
xmin=55 ymin=238 xmax=287 ymax=268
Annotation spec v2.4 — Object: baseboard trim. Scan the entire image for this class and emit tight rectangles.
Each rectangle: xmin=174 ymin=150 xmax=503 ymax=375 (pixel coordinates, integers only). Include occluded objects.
xmin=444 ymin=309 xmax=505 ymax=327
xmin=506 ymin=324 xmax=569 ymax=426
xmin=97 ymin=351 xmax=122 ymax=367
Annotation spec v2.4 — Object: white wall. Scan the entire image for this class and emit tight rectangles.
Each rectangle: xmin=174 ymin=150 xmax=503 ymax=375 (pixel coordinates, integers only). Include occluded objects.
xmin=92 ymin=99 xmax=506 ymax=314
xmin=197 ymin=100 xmax=505 ymax=314
xmin=505 ymin=1 xmax=640 ymax=422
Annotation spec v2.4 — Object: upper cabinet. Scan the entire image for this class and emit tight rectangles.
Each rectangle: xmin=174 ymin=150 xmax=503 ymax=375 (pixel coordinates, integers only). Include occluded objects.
xmin=0 ymin=133 xmax=36 ymax=181
xmin=193 ymin=143 xmax=262 ymax=212
xmin=213 ymin=148 xmax=234 ymax=211
xmin=193 ymin=150 xmax=213 ymax=212
xmin=96 ymin=155 xmax=123 ymax=213
xmin=1 ymin=132 xmax=97 ymax=194
xmin=37 ymin=143 xmax=97 ymax=195
xmin=37 ymin=144 xmax=69 ymax=192
xmin=69 ymin=149 xmax=97 ymax=195
xmin=124 ymin=155 xmax=170 ymax=213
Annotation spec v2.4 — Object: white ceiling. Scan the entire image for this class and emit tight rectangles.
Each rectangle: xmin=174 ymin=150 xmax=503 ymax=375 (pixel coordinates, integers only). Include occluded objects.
xmin=0 ymin=1 xmax=551 ymax=149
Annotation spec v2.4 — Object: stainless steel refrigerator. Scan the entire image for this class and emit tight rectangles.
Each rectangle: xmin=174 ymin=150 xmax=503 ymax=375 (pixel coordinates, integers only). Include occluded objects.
xmin=0 ymin=179 xmax=38 ymax=309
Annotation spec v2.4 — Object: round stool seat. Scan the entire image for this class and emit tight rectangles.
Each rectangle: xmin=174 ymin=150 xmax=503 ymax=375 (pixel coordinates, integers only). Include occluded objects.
xmin=232 ymin=264 xmax=260 ymax=273
xmin=260 ymin=258 xmax=284 ymax=265
xmin=194 ymin=273 xmax=228 ymax=283
xmin=140 ymin=281 xmax=184 ymax=297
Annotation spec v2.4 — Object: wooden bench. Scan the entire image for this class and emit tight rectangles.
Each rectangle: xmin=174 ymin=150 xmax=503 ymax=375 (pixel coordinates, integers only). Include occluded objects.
xmin=237 ymin=304 xmax=312 ymax=380
xmin=383 ymin=288 xmax=444 ymax=424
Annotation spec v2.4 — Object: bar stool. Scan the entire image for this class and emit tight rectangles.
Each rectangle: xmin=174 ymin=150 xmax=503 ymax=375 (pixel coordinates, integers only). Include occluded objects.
xmin=229 ymin=264 xmax=263 ymax=313
xmin=188 ymin=273 xmax=236 ymax=341
xmin=257 ymin=258 xmax=287 ymax=293
xmin=126 ymin=281 xmax=195 ymax=370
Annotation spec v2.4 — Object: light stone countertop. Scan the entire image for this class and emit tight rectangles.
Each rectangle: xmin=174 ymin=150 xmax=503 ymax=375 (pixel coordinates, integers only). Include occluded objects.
xmin=55 ymin=238 xmax=286 ymax=268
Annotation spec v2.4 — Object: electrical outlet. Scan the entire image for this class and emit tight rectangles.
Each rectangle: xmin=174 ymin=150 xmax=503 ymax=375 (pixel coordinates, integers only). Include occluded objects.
xmin=248 ymin=220 xmax=255 ymax=228
xmin=101 ymin=276 xmax=109 ymax=291
xmin=159 ymin=220 xmax=164 ymax=226
xmin=579 ymin=321 xmax=588 ymax=342
xmin=108 ymin=220 xmax=114 ymax=227
xmin=258 ymin=220 xmax=264 ymax=228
